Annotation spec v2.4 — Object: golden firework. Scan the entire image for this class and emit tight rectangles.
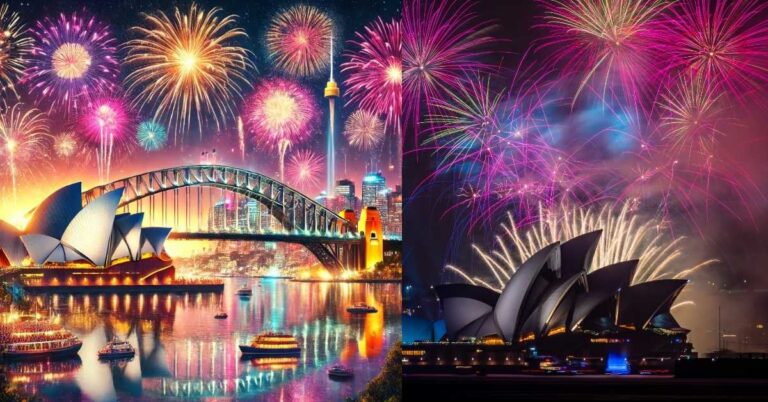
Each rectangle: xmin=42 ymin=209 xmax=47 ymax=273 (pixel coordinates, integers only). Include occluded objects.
xmin=124 ymin=3 xmax=254 ymax=140
xmin=52 ymin=43 xmax=92 ymax=79
xmin=0 ymin=3 xmax=32 ymax=105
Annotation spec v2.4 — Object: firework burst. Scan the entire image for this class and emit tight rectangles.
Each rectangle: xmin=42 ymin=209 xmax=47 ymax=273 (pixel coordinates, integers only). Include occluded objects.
xmin=245 ymin=78 xmax=318 ymax=181
xmin=659 ymin=74 xmax=724 ymax=155
xmin=0 ymin=4 xmax=32 ymax=108
xmin=654 ymin=0 xmax=768 ymax=98
xmin=422 ymin=74 xmax=595 ymax=226
xmin=344 ymin=109 xmax=385 ymax=151
xmin=53 ymin=131 xmax=79 ymax=158
xmin=537 ymin=0 xmax=669 ymax=107
xmin=446 ymin=202 xmax=718 ymax=292
xmin=125 ymin=3 xmax=253 ymax=140
xmin=267 ymin=4 xmax=333 ymax=77
xmin=24 ymin=11 xmax=118 ymax=116
xmin=136 ymin=120 xmax=168 ymax=151
xmin=286 ymin=149 xmax=324 ymax=193
xmin=0 ymin=104 xmax=49 ymax=201
xmin=78 ymin=97 xmax=131 ymax=183
xmin=342 ymin=17 xmax=402 ymax=131
xmin=403 ymin=0 xmax=498 ymax=137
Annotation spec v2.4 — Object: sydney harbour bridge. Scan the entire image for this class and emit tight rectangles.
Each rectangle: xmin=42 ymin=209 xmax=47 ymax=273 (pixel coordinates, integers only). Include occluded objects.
xmin=79 ymin=164 xmax=399 ymax=271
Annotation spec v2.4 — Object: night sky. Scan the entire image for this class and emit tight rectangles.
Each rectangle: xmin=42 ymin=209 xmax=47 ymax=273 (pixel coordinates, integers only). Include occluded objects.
xmin=402 ymin=0 xmax=768 ymax=349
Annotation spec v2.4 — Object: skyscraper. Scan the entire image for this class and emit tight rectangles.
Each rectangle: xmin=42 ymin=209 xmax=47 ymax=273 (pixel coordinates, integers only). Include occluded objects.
xmin=362 ymin=172 xmax=388 ymax=226
xmin=335 ymin=179 xmax=356 ymax=210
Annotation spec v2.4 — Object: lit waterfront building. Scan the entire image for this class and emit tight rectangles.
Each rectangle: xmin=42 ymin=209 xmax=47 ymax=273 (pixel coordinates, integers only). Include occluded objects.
xmin=0 ymin=183 xmax=178 ymax=287
xmin=361 ymin=172 xmax=387 ymax=225
xmin=387 ymin=187 xmax=402 ymax=236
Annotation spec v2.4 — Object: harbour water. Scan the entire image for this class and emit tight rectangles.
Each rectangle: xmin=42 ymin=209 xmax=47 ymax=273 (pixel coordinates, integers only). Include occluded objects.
xmin=4 ymin=278 xmax=401 ymax=401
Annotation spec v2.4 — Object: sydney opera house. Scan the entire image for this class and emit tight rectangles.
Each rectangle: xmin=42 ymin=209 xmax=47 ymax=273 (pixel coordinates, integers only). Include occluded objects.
xmin=0 ymin=183 xmax=177 ymax=287
xmin=403 ymin=231 xmax=693 ymax=373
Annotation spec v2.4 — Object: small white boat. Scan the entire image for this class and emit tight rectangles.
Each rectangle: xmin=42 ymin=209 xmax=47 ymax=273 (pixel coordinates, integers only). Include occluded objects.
xmin=98 ymin=338 xmax=135 ymax=360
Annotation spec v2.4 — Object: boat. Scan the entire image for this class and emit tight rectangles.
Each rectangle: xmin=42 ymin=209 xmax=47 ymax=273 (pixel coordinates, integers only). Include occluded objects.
xmin=236 ymin=284 xmax=252 ymax=297
xmin=239 ymin=332 xmax=301 ymax=356
xmin=328 ymin=364 xmax=354 ymax=379
xmin=214 ymin=312 xmax=228 ymax=319
xmin=346 ymin=303 xmax=378 ymax=314
xmin=97 ymin=338 xmax=135 ymax=360
xmin=0 ymin=316 xmax=82 ymax=359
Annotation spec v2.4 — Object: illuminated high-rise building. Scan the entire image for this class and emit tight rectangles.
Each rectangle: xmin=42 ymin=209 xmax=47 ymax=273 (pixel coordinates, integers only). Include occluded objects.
xmin=362 ymin=172 xmax=388 ymax=228
xmin=335 ymin=179 xmax=356 ymax=210
xmin=324 ymin=32 xmax=340 ymax=199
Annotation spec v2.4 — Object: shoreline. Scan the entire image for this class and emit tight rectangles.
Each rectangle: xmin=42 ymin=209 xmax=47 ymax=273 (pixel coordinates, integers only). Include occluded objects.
xmin=290 ymin=278 xmax=401 ymax=283
xmin=22 ymin=283 xmax=224 ymax=294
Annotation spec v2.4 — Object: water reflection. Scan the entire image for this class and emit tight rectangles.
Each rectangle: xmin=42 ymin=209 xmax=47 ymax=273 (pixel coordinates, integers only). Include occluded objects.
xmin=8 ymin=279 xmax=400 ymax=401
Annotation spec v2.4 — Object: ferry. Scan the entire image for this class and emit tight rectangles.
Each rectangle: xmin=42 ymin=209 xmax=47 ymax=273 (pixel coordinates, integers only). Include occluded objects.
xmin=239 ymin=332 xmax=301 ymax=356
xmin=0 ymin=317 xmax=82 ymax=359
xmin=328 ymin=364 xmax=354 ymax=379
xmin=236 ymin=285 xmax=252 ymax=297
xmin=346 ymin=303 xmax=378 ymax=314
xmin=97 ymin=338 xmax=135 ymax=360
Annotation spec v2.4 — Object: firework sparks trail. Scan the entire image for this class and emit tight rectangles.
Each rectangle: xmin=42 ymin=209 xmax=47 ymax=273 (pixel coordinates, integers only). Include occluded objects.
xmin=659 ymin=73 xmax=725 ymax=156
xmin=652 ymin=0 xmax=768 ymax=100
xmin=342 ymin=17 xmax=402 ymax=165
xmin=267 ymin=4 xmax=333 ymax=77
xmin=446 ymin=202 xmax=718 ymax=292
xmin=537 ymin=0 xmax=670 ymax=108
xmin=238 ymin=116 xmax=245 ymax=162
xmin=420 ymin=72 xmax=602 ymax=227
xmin=286 ymin=149 xmax=324 ymax=193
xmin=403 ymin=0 xmax=498 ymax=140
xmin=24 ymin=10 xmax=119 ymax=116
xmin=0 ymin=105 xmax=49 ymax=202
xmin=79 ymin=98 xmax=130 ymax=183
xmin=125 ymin=3 xmax=254 ymax=141
xmin=245 ymin=78 xmax=318 ymax=181
xmin=0 ymin=4 xmax=32 ymax=109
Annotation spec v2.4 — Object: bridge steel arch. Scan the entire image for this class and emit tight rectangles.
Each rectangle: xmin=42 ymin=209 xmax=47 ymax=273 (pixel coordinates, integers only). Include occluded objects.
xmin=81 ymin=165 xmax=360 ymax=270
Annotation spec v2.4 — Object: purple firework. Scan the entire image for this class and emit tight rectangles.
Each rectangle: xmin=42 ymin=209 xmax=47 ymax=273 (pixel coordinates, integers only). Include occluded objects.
xmin=403 ymin=0 xmax=498 ymax=140
xmin=24 ymin=11 xmax=119 ymax=116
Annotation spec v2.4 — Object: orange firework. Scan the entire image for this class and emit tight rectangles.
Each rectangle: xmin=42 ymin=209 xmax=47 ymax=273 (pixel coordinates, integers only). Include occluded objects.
xmin=267 ymin=4 xmax=333 ymax=77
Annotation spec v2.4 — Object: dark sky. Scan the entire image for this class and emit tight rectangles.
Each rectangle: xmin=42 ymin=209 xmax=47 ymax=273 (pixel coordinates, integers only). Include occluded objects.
xmin=403 ymin=0 xmax=768 ymax=310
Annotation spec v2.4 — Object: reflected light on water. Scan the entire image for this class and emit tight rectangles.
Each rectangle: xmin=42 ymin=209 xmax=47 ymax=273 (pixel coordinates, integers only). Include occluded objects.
xmin=8 ymin=278 xmax=400 ymax=401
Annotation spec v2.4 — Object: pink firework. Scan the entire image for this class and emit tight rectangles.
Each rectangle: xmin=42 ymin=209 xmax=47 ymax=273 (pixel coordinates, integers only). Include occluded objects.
xmin=24 ymin=11 xmax=119 ymax=116
xmin=403 ymin=0 xmax=498 ymax=139
xmin=286 ymin=149 xmax=324 ymax=193
xmin=245 ymin=78 xmax=319 ymax=181
xmin=653 ymin=0 xmax=768 ymax=99
xmin=342 ymin=18 xmax=401 ymax=130
xmin=78 ymin=97 xmax=132 ymax=183
xmin=536 ymin=0 xmax=669 ymax=108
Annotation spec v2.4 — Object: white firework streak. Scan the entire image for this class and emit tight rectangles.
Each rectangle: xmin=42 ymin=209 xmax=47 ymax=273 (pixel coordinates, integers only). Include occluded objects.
xmin=446 ymin=202 xmax=718 ymax=293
